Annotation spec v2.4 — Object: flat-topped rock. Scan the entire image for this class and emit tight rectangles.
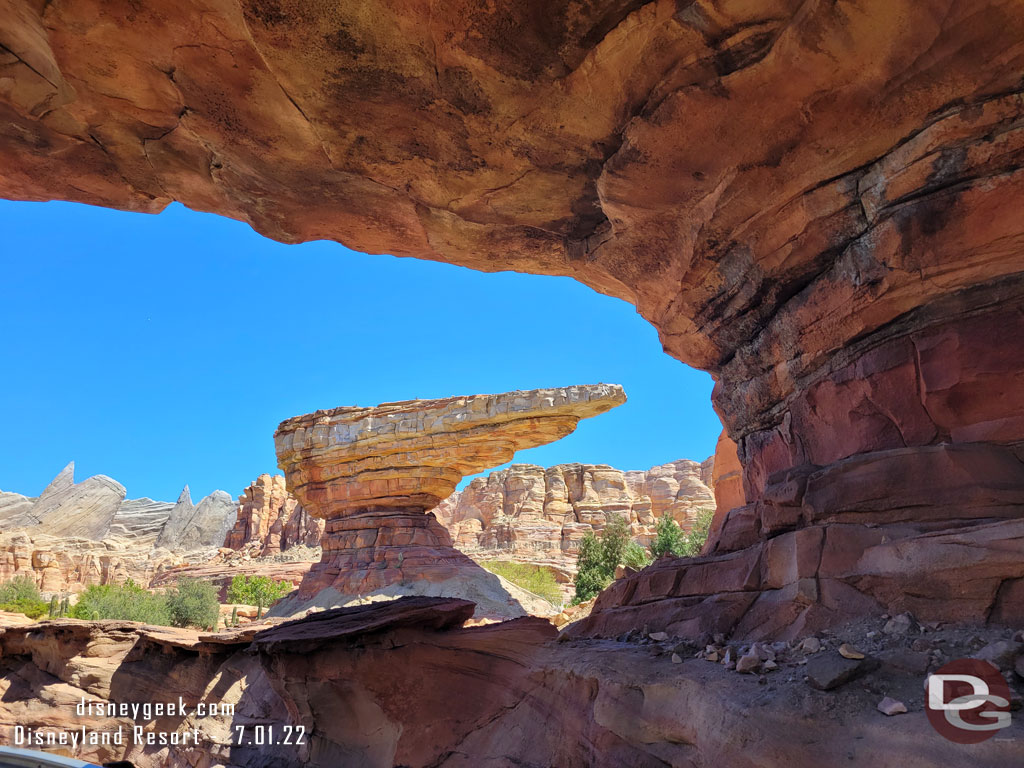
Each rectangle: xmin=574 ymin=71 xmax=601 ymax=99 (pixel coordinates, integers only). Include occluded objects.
xmin=275 ymin=384 xmax=625 ymax=514
xmin=272 ymin=385 xmax=625 ymax=616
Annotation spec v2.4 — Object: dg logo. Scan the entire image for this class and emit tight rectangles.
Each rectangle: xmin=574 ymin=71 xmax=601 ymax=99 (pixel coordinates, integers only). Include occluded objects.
xmin=926 ymin=658 xmax=1012 ymax=744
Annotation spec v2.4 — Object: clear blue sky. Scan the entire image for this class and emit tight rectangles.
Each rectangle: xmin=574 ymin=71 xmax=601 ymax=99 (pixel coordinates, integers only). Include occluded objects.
xmin=0 ymin=200 xmax=721 ymax=503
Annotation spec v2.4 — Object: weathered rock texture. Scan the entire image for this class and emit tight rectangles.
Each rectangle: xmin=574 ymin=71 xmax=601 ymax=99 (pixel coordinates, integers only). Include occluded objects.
xmin=0 ymin=599 xmax=1021 ymax=767
xmin=224 ymin=473 xmax=323 ymax=555
xmin=435 ymin=458 xmax=714 ymax=582
xmin=0 ymin=464 xmax=238 ymax=595
xmin=273 ymin=385 xmax=625 ymax=612
xmin=2 ymin=1 xmax=1024 ymax=633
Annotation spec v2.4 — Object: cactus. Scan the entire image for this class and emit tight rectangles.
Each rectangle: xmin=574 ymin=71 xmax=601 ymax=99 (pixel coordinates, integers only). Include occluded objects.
xmin=231 ymin=606 xmax=238 ymax=627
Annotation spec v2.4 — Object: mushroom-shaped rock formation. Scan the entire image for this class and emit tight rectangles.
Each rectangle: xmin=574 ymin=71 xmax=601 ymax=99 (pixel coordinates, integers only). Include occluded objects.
xmin=273 ymin=384 xmax=625 ymax=612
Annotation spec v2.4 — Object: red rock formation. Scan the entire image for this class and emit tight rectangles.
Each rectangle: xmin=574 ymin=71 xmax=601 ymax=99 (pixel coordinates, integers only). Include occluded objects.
xmin=434 ymin=458 xmax=715 ymax=582
xmin=2 ymin=0 xmax=1023 ymax=634
xmin=273 ymin=385 xmax=625 ymax=614
xmin=224 ymin=474 xmax=323 ymax=555
xmin=0 ymin=599 xmax=1021 ymax=767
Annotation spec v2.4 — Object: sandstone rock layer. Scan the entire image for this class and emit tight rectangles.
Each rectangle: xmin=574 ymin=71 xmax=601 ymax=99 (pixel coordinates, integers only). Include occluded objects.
xmin=273 ymin=385 xmax=625 ymax=611
xmin=435 ymin=457 xmax=714 ymax=587
xmin=2 ymin=1 xmax=1024 ymax=633
xmin=0 ymin=600 xmax=1021 ymax=767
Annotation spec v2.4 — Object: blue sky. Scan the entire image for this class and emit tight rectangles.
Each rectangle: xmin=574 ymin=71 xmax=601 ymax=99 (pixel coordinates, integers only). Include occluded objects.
xmin=0 ymin=200 xmax=721 ymax=502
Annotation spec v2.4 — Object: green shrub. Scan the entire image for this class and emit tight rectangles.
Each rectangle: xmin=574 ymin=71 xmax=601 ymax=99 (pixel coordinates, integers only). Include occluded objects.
xmin=623 ymin=540 xmax=652 ymax=570
xmin=165 ymin=578 xmax=220 ymax=629
xmin=70 ymin=580 xmax=172 ymax=625
xmin=572 ymin=514 xmax=651 ymax=604
xmin=0 ymin=575 xmax=42 ymax=604
xmin=649 ymin=508 xmax=716 ymax=560
xmin=480 ymin=560 xmax=563 ymax=605
xmin=226 ymin=575 xmax=293 ymax=617
xmin=0 ymin=575 xmax=48 ymax=618
xmin=650 ymin=512 xmax=686 ymax=559
xmin=680 ymin=508 xmax=715 ymax=557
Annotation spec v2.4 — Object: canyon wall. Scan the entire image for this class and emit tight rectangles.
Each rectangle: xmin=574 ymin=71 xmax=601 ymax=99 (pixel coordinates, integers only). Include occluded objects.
xmin=223 ymin=473 xmax=323 ymax=556
xmin=1 ymin=0 xmax=1022 ymax=632
xmin=435 ymin=458 xmax=715 ymax=578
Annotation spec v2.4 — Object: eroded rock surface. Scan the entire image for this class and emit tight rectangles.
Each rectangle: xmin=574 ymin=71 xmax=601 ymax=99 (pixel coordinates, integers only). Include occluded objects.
xmin=435 ymin=457 xmax=714 ymax=587
xmin=273 ymin=385 xmax=625 ymax=614
xmin=224 ymin=473 xmax=323 ymax=556
xmin=2 ymin=0 xmax=1023 ymax=653
xmin=0 ymin=600 xmax=1021 ymax=767
xmin=0 ymin=464 xmax=241 ymax=595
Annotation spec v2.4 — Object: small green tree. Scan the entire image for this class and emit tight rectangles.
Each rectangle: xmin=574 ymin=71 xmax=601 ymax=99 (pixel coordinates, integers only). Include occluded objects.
xmin=165 ymin=578 xmax=220 ymax=629
xmin=572 ymin=515 xmax=651 ymax=604
xmin=679 ymin=508 xmax=715 ymax=557
xmin=49 ymin=595 xmax=60 ymax=618
xmin=226 ymin=575 xmax=293 ymax=618
xmin=623 ymin=540 xmax=652 ymax=570
xmin=598 ymin=515 xmax=629 ymax=577
xmin=572 ymin=531 xmax=606 ymax=604
xmin=650 ymin=512 xmax=686 ymax=559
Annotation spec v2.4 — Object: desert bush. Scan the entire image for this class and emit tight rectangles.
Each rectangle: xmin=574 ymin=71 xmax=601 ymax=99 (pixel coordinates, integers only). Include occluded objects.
xmin=480 ymin=560 xmax=563 ymax=605
xmin=70 ymin=579 xmax=172 ymax=625
xmin=650 ymin=512 xmax=686 ymax=559
xmin=0 ymin=575 xmax=49 ymax=619
xmin=679 ymin=508 xmax=714 ymax=557
xmin=623 ymin=540 xmax=652 ymax=570
xmin=572 ymin=514 xmax=650 ymax=604
xmin=226 ymin=575 xmax=293 ymax=617
xmin=165 ymin=578 xmax=220 ymax=629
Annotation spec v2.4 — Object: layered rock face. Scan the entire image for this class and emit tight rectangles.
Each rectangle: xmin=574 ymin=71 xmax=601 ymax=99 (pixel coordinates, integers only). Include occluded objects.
xmin=435 ymin=458 xmax=714 ymax=579
xmin=0 ymin=599 xmax=1021 ymax=768
xmin=0 ymin=463 xmax=238 ymax=594
xmin=273 ymin=385 xmax=625 ymax=610
xmin=2 ymin=2 xmax=1024 ymax=633
xmin=224 ymin=473 xmax=323 ymax=556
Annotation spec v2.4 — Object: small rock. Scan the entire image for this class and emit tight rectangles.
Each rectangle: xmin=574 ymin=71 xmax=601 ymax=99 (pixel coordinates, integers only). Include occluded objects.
xmin=883 ymin=613 xmax=918 ymax=636
xmin=722 ymin=647 xmax=736 ymax=665
xmin=799 ymin=637 xmax=822 ymax=654
xmin=736 ymin=653 xmax=761 ymax=674
xmin=671 ymin=653 xmax=682 ymax=664
xmin=806 ymin=654 xmax=868 ymax=691
xmin=839 ymin=643 xmax=865 ymax=660
xmin=973 ymin=640 xmax=1024 ymax=672
xmin=1013 ymin=629 xmax=1024 ymax=643
xmin=758 ymin=674 xmax=767 ymax=685
xmin=866 ymin=631 xmax=878 ymax=640
xmin=751 ymin=641 xmax=775 ymax=661
xmin=705 ymin=650 xmax=720 ymax=662
xmin=1015 ymin=654 xmax=1024 ymax=680
xmin=910 ymin=638 xmax=935 ymax=652
xmin=713 ymin=633 xmax=726 ymax=645
xmin=724 ymin=661 xmax=736 ymax=670
xmin=763 ymin=660 xmax=778 ymax=671
xmin=771 ymin=641 xmax=789 ymax=655
xmin=877 ymin=697 xmax=908 ymax=716
xmin=879 ymin=649 xmax=931 ymax=675
xmin=648 ymin=631 xmax=669 ymax=642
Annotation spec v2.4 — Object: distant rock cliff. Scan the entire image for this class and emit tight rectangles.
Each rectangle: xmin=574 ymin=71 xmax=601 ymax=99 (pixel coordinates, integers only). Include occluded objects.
xmin=433 ymin=458 xmax=715 ymax=579
xmin=223 ymin=474 xmax=323 ymax=556
xmin=0 ymin=463 xmax=238 ymax=595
